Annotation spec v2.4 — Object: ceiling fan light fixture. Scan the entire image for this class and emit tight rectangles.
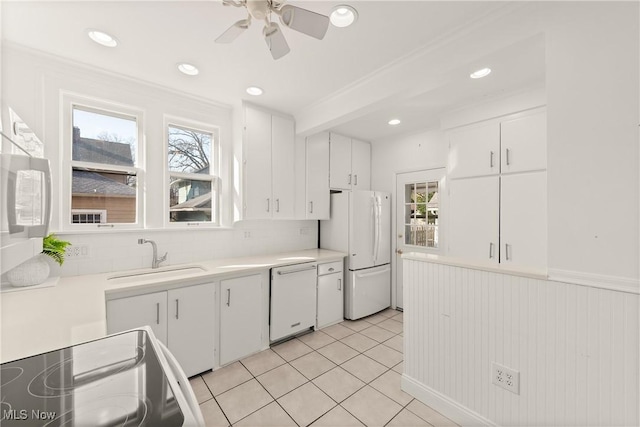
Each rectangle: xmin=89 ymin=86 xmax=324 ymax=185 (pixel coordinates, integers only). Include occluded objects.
xmin=177 ymin=63 xmax=199 ymax=76
xmin=470 ymin=67 xmax=492 ymax=79
xmin=87 ymin=29 xmax=117 ymax=47
xmin=246 ymin=86 xmax=264 ymax=96
xmin=330 ymin=5 xmax=358 ymax=28
xmin=388 ymin=119 xmax=401 ymax=126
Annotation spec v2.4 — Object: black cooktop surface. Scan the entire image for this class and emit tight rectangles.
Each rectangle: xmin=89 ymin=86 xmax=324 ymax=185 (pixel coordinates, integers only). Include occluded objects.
xmin=0 ymin=330 xmax=184 ymax=426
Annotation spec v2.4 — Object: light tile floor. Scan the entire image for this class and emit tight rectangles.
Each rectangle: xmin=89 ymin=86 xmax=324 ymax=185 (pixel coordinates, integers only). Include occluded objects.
xmin=189 ymin=307 xmax=459 ymax=427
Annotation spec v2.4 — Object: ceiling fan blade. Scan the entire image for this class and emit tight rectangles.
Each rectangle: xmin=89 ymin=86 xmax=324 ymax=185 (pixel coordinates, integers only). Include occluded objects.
xmin=263 ymin=22 xmax=290 ymax=60
xmin=278 ymin=4 xmax=329 ymax=40
xmin=215 ymin=19 xmax=250 ymax=43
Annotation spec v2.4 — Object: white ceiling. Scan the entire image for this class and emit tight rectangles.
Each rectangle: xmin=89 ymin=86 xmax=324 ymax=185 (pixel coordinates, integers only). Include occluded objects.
xmin=1 ymin=1 xmax=546 ymax=141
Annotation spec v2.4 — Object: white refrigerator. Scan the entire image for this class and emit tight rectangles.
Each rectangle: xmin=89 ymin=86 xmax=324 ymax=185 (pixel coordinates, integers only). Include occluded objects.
xmin=320 ymin=191 xmax=391 ymax=320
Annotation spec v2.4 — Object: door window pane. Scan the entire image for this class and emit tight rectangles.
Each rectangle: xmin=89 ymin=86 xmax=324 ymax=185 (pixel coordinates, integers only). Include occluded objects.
xmin=404 ymin=181 xmax=439 ymax=248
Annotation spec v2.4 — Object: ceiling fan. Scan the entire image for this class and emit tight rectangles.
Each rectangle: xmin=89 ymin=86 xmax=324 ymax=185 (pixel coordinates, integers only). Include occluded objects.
xmin=215 ymin=0 xmax=330 ymax=60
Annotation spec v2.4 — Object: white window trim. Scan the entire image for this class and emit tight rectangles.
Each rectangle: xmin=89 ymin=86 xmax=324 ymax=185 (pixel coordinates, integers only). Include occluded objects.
xmin=164 ymin=115 xmax=221 ymax=228
xmin=61 ymin=91 xmax=146 ymax=231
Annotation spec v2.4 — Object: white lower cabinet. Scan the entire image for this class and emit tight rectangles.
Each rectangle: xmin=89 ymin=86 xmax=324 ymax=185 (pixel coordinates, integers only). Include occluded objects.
xmin=219 ymin=274 xmax=263 ymax=366
xmin=106 ymin=282 xmax=215 ymax=377
xmin=316 ymin=261 xmax=344 ymax=328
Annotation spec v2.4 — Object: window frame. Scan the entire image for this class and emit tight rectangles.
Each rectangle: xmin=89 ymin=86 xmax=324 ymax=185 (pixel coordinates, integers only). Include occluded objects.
xmin=61 ymin=92 xmax=145 ymax=231
xmin=164 ymin=116 xmax=221 ymax=228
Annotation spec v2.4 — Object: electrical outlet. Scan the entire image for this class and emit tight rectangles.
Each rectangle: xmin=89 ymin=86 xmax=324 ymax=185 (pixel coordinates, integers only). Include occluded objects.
xmin=492 ymin=362 xmax=520 ymax=394
xmin=65 ymin=244 xmax=90 ymax=259
xmin=299 ymin=227 xmax=311 ymax=235
xmin=243 ymin=231 xmax=251 ymax=239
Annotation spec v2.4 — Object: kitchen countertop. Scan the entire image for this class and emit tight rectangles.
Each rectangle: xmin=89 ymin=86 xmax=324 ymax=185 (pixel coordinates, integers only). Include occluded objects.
xmin=401 ymin=252 xmax=547 ymax=280
xmin=0 ymin=249 xmax=345 ymax=363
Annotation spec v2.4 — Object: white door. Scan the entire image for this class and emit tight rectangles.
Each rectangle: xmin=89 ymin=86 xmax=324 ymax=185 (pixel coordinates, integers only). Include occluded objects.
xmin=317 ymin=272 xmax=344 ymax=328
xmin=220 ymin=275 xmax=263 ymax=365
xmin=329 ymin=133 xmax=352 ymax=190
xmin=271 ymin=115 xmax=295 ymax=219
xmin=349 ymin=190 xmax=375 ymax=270
xmin=395 ymin=169 xmax=445 ymax=310
xmin=448 ymin=176 xmax=500 ymax=262
xmin=305 ymin=133 xmax=330 ymax=219
xmin=167 ymin=283 xmax=215 ymax=377
xmin=500 ymin=109 xmax=547 ymax=174
xmin=500 ymin=171 xmax=547 ymax=269
xmin=244 ymin=107 xmax=272 ymax=219
xmin=448 ymin=121 xmax=500 ymax=179
xmin=106 ymin=291 xmax=168 ymax=343
xmin=351 ymin=139 xmax=371 ymax=190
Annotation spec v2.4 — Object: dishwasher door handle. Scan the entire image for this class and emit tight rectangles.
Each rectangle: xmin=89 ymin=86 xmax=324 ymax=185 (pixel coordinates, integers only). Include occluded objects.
xmin=276 ymin=265 xmax=317 ymax=275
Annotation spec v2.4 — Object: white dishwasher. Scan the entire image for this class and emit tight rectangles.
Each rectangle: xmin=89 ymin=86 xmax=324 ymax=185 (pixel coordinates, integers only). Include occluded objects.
xmin=270 ymin=262 xmax=317 ymax=342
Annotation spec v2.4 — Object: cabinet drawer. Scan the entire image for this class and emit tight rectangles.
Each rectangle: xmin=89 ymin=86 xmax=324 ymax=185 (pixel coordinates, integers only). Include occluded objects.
xmin=318 ymin=260 xmax=343 ymax=276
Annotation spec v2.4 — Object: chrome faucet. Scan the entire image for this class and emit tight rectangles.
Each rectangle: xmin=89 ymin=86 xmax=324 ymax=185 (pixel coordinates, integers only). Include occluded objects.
xmin=138 ymin=239 xmax=168 ymax=269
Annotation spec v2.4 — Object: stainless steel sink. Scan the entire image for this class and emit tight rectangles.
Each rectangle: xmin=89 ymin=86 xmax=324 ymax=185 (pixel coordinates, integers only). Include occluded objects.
xmin=108 ymin=266 xmax=206 ymax=282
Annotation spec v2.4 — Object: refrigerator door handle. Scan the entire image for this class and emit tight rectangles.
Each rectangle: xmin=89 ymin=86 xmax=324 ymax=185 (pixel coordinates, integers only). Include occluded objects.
xmin=375 ymin=195 xmax=381 ymax=263
xmin=371 ymin=196 xmax=377 ymax=262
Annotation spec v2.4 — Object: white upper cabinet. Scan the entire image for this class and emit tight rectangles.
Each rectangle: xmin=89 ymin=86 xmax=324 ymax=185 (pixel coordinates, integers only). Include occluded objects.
xmin=351 ymin=139 xmax=371 ymax=190
xmin=500 ymin=110 xmax=547 ymax=174
xmin=305 ymin=132 xmax=330 ymax=219
xmin=243 ymin=106 xmax=295 ymax=220
xmin=329 ymin=133 xmax=371 ymax=191
xmin=448 ymin=122 xmax=500 ymax=179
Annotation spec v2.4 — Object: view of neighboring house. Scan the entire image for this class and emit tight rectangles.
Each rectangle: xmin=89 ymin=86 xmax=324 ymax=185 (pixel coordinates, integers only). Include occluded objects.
xmin=169 ymin=165 xmax=213 ymax=222
xmin=71 ymin=126 xmax=136 ymax=223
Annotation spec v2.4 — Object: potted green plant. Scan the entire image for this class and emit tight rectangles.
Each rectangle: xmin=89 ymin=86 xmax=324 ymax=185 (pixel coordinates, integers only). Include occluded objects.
xmin=6 ymin=234 xmax=71 ymax=287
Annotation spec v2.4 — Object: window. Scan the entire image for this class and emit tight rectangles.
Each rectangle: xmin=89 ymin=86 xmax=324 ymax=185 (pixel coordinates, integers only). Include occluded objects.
xmin=166 ymin=121 xmax=219 ymax=225
xmin=67 ymin=101 xmax=143 ymax=228
xmin=404 ymin=181 xmax=439 ymax=248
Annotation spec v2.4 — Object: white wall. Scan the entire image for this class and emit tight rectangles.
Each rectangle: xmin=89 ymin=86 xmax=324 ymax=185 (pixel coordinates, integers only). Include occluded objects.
xmin=1 ymin=45 xmax=318 ymax=276
xmin=547 ymin=3 xmax=639 ymax=287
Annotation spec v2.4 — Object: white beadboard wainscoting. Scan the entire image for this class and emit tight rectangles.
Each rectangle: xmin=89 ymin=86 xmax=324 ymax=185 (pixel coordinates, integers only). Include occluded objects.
xmin=401 ymin=256 xmax=640 ymax=427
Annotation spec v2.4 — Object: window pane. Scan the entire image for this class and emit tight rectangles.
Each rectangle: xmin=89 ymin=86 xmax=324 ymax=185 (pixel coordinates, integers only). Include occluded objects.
xmin=168 ymin=125 xmax=212 ymax=174
xmin=169 ymin=177 xmax=213 ymax=223
xmin=71 ymin=168 xmax=137 ymax=224
xmin=72 ymin=107 xmax=137 ymax=167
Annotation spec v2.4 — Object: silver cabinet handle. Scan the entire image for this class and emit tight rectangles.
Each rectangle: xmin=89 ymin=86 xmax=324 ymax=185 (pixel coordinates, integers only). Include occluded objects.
xmin=266 ymin=198 xmax=270 ymax=212
xmin=175 ymin=299 xmax=179 ymax=320
xmin=354 ymin=174 xmax=358 ymax=185
xmin=226 ymin=289 xmax=231 ymax=306
xmin=348 ymin=174 xmax=352 ymax=185
xmin=489 ymin=242 xmax=494 ymax=259
xmin=156 ymin=303 xmax=160 ymax=325
xmin=490 ymin=151 xmax=495 ymax=168
xmin=277 ymin=265 xmax=317 ymax=275
xmin=338 ymin=278 xmax=342 ymax=291
xmin=309 ymin=201 xmax=313 ymax=214
xmin=505 ymin=243 xmax=511 ymax=260
xmin=506 ymin=148 xmax=511 ymax=166
xmin=276 ymin=198 xmax=280 ymax=213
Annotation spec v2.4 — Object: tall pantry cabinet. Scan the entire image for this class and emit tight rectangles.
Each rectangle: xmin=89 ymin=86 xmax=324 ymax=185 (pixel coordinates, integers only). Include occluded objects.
xmin=448 ymin=108 xmax=547 ymax=270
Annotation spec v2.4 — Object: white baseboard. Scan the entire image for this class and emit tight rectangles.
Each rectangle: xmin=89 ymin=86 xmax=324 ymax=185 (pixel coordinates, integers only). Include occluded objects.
xmin=547 ymin=268 xmax=640 ymax=294
xmin=401 ymin=374 xmax=497 ymax=427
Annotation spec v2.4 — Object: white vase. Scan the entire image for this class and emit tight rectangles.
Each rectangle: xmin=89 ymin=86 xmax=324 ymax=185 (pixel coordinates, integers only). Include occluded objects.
xmin=6 ymin=254 xmax=51 ymax=287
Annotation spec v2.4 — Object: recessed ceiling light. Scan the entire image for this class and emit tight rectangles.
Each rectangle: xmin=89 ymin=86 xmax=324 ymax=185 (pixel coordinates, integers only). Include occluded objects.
xmin=388 ymin=119 xmax=401 ymax=126
xmin=87 ymin=29 xmax=117 ymax=47
xmin=178 ymin=63 xmax=199 ymax=76
xmin=246 ymin=86 xmax=264 ymax=96
xmin=330 ymin=5 xmax=358 ymax=28
xmin=470 ymin=67 xmax=492 ymax=79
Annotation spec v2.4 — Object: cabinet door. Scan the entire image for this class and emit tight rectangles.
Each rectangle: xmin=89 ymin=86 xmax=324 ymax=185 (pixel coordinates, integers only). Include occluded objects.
xmin=317 ymin=272 xmax=344 ymax=328
xmin=448 ymin=176 xmax=499 ymax=262
xmin=106 ymin=291 xmax=168 ymax=344
xmin=329 ymin=133 xmax=352 ymax=190
xmin=305 ymin=133 xmax=330 ymax=219
xmin=448 ymin=122 xmax=500 ymax=179
xmin=351 ymin=139 xmax=371 ymax=190
xmin=500 ymin=172 xmax=547 ymax=269
xmin=167 ymin=283 xmax=215 ymax=377
xmin=244 ymin=107 xmax=273 ymax=219
xmin=220 ymin=275 xmax=263 ymax=365
xmin=271 ymin=115 xmax=295 ymax=219
xmin=501 ymin=110 xmax=547 ymax=174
